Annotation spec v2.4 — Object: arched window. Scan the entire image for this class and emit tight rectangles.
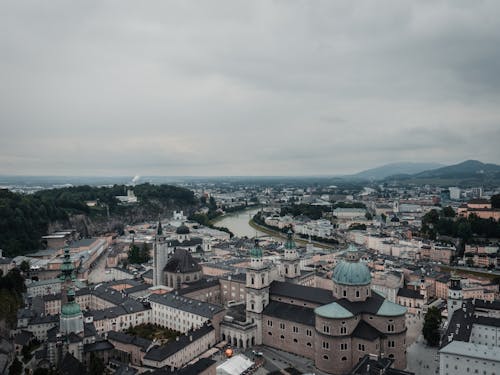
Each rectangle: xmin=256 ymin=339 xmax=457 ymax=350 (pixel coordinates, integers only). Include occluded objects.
xmin=343 ymin=290 xmax=347 ymax=297
xmin=356 ymin=290 xmax=360 ymax=298
xmin=342 ymin=356 xmax=347 ymax=361
xmin=323 ymin=355 xmax=329 ymax=360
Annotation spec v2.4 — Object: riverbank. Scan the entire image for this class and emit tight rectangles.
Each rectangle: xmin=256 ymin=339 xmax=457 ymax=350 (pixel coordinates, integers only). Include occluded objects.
xmin=248 ymin=218 xmax=341 ymax=250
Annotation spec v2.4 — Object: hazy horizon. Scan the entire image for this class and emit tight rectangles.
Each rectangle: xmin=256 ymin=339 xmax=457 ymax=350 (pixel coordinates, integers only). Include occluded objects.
xmin=1 ymin=2 xmax=500 ymax=176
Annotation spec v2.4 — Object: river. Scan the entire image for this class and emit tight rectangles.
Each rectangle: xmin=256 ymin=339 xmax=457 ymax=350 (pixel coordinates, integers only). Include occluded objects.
xmin=213 ymin=207 xmax=265 ymax=238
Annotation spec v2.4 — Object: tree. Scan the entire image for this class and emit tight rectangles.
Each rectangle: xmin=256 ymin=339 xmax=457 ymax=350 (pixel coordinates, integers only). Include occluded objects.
xmin=441 ymin=206 xmax=456 ymax=218
xmin=8 ymin=357 xmax=23 ymax=375
xmin=19 ymin=260 xmax=30 ymax=273
xmin=139 ymin=243 xmax=151 ymax=263
xmin=491 ymin=194 xmax=500 ymax=209
xmin=365 ymin=212 xmax=373 ymax=220
xmin=423 ymin=306 xmax=442 ymax=347
xmin=127 ymin=244 xmax=141 ymax=264
xmin=381 ymin=213 xmax=387 ymax=223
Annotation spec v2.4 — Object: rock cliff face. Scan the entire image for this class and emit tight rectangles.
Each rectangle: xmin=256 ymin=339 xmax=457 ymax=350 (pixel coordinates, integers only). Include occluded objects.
xmin=48 ymin=202 xmax=194 ymax=238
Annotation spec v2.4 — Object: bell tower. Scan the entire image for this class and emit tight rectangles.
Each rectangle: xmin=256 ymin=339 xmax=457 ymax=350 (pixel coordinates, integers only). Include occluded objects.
xmin=283 ymin=229 xmax=300 ymax=281
xmin=447 ymin=272 xmax=462 ymax=323
xmin=246 ymin=239 xmax=270 ymax=345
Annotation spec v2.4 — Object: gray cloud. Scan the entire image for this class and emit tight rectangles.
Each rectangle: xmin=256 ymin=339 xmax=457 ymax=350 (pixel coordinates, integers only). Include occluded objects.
xmin=0 ymin=1 xmax=499 ymax=176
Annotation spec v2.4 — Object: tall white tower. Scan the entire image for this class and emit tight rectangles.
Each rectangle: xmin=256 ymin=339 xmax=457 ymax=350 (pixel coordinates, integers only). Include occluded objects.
xmin=447 ymin=272 xmax=462 ymax=323
xmin=153 ymin=219 xmax=169 ymax=286
xmin=246 ymin=240 xmax=270 ymax=345
xmin=283 ymin=230 xmax=300 ymax=281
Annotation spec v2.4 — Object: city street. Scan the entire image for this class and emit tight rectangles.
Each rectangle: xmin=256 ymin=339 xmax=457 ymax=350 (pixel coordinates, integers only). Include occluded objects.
xmin=406 ymin=335 xmax=439 ymax=375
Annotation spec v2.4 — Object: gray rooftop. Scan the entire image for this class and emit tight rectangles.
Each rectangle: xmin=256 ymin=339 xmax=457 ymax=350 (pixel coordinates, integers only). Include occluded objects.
xmin=149 ymin=293 xmax=224 ymax=318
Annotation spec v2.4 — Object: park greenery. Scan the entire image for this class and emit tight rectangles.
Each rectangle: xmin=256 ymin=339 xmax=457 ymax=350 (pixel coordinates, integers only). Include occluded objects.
xmin=188 ymin=195 xmax=235 ymax=237
xmin=126 ymin=323 xmax=180 ymax=343
xmin=127 ymin=243 xmax=151 ymax=264
xmin=0 ymin=183 xmax=196 ymax=257
xmin=421 ymin=206 xmax=500 ymax=243
xmin=0 ymin=268 xmax=26 ymax=327
xmin=422 ymin=306 xmax=442 ymax=347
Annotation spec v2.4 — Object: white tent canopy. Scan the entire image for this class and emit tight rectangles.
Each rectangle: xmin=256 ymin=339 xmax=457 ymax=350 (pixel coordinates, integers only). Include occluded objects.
xmin=216 ymin=354 xmax=254 ymax=375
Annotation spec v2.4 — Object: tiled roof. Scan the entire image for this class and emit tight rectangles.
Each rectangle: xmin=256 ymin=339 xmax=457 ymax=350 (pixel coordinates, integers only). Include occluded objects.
xmin=143 ymin=324 xmax=214 ymax=362
xmin=352 ymin=320 xmax=385 ymax=341
xmin=263 ymin=300 xmax=315 ymax=326
xmin=270 ymin=281 xmax=335 ymax=306
xmin=148 ymin=293 xmax=224 ymax=318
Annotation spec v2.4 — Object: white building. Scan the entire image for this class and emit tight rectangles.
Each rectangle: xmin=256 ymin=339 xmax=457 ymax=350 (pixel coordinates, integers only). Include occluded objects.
xmin=449 ymin=187 xmax=461 ymax=200
xmin=439 ymin=341 xmax=499 ymax=375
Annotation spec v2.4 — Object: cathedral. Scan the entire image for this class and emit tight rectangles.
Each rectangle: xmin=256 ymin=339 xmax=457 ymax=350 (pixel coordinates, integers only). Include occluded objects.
xmin=153 ymin=228 xmax=408 ymax=374
xmin=153 ymin=221 xmax=207 ymax=286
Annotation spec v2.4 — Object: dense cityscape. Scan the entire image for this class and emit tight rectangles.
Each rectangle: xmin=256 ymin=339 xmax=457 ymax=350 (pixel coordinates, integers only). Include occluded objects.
xmin=2 ymin=2 xmax=500 ymax=375
xmin=0 ymin=162 xmax=499 ymax=375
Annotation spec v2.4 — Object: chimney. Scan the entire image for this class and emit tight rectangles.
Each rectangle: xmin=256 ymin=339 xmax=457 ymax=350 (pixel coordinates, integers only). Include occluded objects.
xmin=190 ymin=335 xmax=193 ymax=341
xmin=176 ymin=336 xmax=179 ymax=341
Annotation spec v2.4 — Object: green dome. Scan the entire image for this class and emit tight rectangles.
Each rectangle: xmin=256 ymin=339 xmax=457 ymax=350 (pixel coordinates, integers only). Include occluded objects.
xmin=284 ymin=230 xmax=296 ymax=250
xmin=332 ymin=245 xmax=371 ymax=286
xmin=250 ymin=240 xmax=263 ymax=258
xmin=61 ymin=301 xmax=82 ymax=316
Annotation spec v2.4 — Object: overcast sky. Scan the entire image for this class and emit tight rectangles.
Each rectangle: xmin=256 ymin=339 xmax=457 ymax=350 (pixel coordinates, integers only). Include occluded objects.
xmin=1 ymin=1 xmax=499 ymax=176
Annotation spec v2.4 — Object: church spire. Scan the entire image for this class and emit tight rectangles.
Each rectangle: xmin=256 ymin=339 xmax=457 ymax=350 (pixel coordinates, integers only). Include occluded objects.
xmin=157 ymin=216 xmax=163 ymax=236
xmin=285 ymin=229 xmax=296 ymax=250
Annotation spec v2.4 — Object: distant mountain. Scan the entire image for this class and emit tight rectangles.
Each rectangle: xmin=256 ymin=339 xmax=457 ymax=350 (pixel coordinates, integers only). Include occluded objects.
xmin=349 ymin=162 xmax=443 ymax=180
xmin=414 ymin=160 xmax=500 ymax=179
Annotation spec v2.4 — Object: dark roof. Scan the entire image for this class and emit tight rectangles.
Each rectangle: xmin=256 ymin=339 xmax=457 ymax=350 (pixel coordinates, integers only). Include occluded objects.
xmin=442 ymin=299 xmax=500 ymax=348
xmin=59 ymin=352 xmax=88 ymax=375
xmin=84 ymin=322 xmax=97 ymax=337
xmin=263 ymin=300 xmax=315 ymax=326
xmin=143 ymin=324 xmax=214 ymax=362
xmin=14 ymin=330 xmax=34 ymax=346
xmin=352 ymin=320 xmax=385 ymax=341
xmin=336 ymin=292 xmax=385 ymax=316
xmin=270 ymin=281 xmax=335 ymax=306
xmin=350 ymin=355 xmax=414 ymax=375
xmin=164 ymin=248 xmax=201 ymax=273
xmin=474 ymin=299 xmax=500 ymax=311
xmin=176 ymin=358 xmax=216 ymax=375
xmin=142 ymin=269 xmax=153 ymax=279
xmin=468 ymin=199 xmax=490 ymax=204
xmin=0 ymin=257 xmax=12 ymax=264
xmin=148 ymin=293 xmax=224 ymax=318
xmin=397 ymin=288 xmax=424 ymax=299
xmin=84 ymin=340 xmax=114 ymax=352
xmin=176 ymin=224 xmax=190 ymax=234
xmin=178 ymin=278 xmax=220 ymax=295
xmin=168 ymin=238 xmax=202 ymax=247
xmin=107 ymin=331 xmax=152 ymax=351
xmin=69 ymin=238 xmax=99 ymax=248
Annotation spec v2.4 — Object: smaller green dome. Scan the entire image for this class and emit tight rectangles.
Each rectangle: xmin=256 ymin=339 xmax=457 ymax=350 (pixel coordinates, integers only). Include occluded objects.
xmin=250 ymin=240 xmax=263 ymax=258
xmin=284 ymin=229 xmax=296 ymax=250
xmin=61 ymin=301 xmax=82 ymax=316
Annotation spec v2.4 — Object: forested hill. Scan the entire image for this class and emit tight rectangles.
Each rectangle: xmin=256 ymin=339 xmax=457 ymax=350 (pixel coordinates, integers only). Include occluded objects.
xmin=0 ymin=183 xmax=196 ymax=257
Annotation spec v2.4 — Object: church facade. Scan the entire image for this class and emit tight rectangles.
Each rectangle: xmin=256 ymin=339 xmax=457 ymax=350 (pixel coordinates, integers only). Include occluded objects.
xmin=216 ymin=235 xmax=408 ymax=374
